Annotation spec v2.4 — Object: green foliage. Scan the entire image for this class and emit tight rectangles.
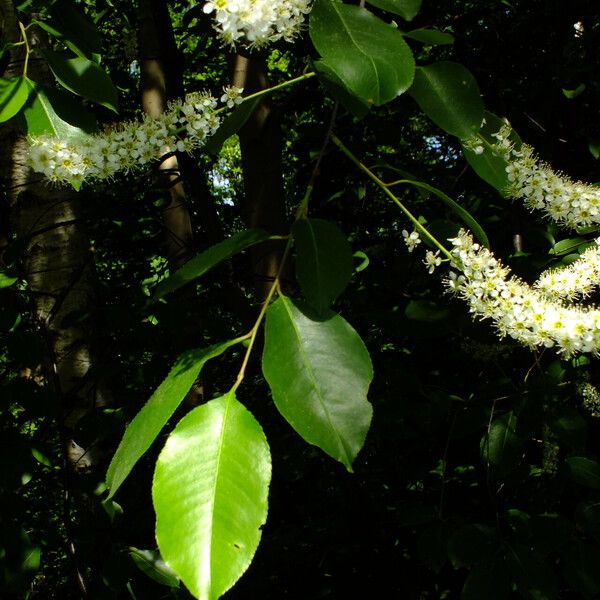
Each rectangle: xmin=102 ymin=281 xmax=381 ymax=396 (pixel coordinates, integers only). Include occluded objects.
xmin=0 ymin=76 xmax=29 ymax=122
xmin=152 ymin=391 xmax=271 ymax=600
xmin=262 ymin=295 xmax=373 ymax=470
xmin=310 ymin=0 xmax=415 ymax=106
xmin=106 ymin=340 xmax=242 ymax=498
xmin=292 ymin=217 xmax=353 ymax=315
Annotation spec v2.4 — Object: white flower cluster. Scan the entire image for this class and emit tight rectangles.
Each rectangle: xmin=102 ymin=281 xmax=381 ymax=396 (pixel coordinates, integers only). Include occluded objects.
xmin=579 ymin=382 xmax=600 ymax=417
xmin=444 ymin=230 xmax=600 ymax=356
xmin=492 ymin=124 xmax=600 ymax=230
xmin=535 ymin=241 xmax=600 ymax=301
xmin=28 ymin=91 xmax=221 ymax=186
xmin=203 ymin=0 xmax=312 ymax=47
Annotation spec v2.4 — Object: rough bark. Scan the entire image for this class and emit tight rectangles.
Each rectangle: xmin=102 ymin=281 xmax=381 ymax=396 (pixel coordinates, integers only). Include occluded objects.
xmin=232 ymin=55 xmax=289 ymax=300
xmin=0 ymin=2 xmax=110 ymax=474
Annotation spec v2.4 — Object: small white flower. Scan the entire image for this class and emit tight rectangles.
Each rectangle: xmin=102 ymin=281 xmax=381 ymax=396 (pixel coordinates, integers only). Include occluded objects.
xmin=423 ymin=250 xmax=442 ymax=274
xmin=402 ymin=229 xmax=421 ymax=253
xmin=220 ymin=85 xmax=244 ymax=108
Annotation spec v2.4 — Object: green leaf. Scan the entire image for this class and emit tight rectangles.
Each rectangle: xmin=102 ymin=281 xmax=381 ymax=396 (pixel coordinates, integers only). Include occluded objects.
xmin=398 ymin=178 xmax=489 ymax=248
xmin=41 ymin=50 xmax=118 ymax=112
xmin=129 ymin=548 xmax=180 ymax=589
xmin=205 ymin=97 xmax=262 ymax=155
xmin=549 ymin=408 xmax=587 ymax=447
xmin=153 ymin=229 xmax=272 ymax=300
xmin=562 ymin=541 xmax=600 ymax=598
xmin=562 ymin=83 xmax=586 ymax=99
xmin=262 ymin=295 xmax=373 ymax=471
xmin=403 ymin=28 xmax=454 ymax=45
xmin=18 ymin=81 xmax=97 ymax=138
xmin=153 ymin=391 xmax=271 ymax=600
xmin=447 ymin=524 xmax=497 ymax=568
xmin=48 ymin=0 xmax=102 ymax=61
xmin=367 ymin=0 xmax=421 ymax=20
xmin=106 ymin=340 xmax=241 ymax=498
xmin=310 ymin=0 xmax=415 ymax=106
xmin=549 ymin=236 xmax=589 ymax=256
xmin=480 ymin=412 xmax=523 ymax=478
xmin=0 ymin=76 xmax=30 ymax=123
xmin=461 ymin=111 xmax=521 ymax=196
xmin=566 ymin=456 xmax=600 ymax=489
xmin=461 ymin=557 xmax=510 ymax=600
xmin=313 ymin=59 xmax=370 ymax=118
xmin=292 ymin=218 xmax=353 ymax=315
xmin=0 ymin=272 xmax=18 ymax=288
xmin=409 ymin=61 xmax=484 ymax=139
xmin=576 ymin=500 xmax=600 ymax=539
xmin=504 ymin=542 xmax=559 ymax=599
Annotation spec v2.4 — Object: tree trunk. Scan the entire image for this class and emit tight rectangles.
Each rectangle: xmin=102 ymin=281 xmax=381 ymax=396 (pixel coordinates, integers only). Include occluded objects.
xmin=232 ymin=55 xmax=289 ymax=300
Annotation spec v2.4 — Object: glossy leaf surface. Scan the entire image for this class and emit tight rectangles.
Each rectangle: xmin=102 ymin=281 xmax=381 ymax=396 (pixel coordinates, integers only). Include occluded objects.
xmin=205 ymin=97 xmax=262 ymax=155
xmin=310 ymin=0 xmax=415 ymax=106
xmin=106 ymin=340 xmax=241 ymax=498
xmin=403 ymin=28 xmax=454 ymax=45
xmin=18 ymin=81 xmax=97 ymax=138
xmin=566 ymin=456 xmax=600 ymax=489
xmin=153 ymin=392 xmax=271 ymax=600
xmin=262 ymin=295 xmax=373 ymax=470
xmin=480 ymin=412 xmax=523 ymax=477
xmin=0 ymin=77 xmax=29 ymax=123
xmin=292 ymin=218 xmax=353 ymax=315
xmin=409 ymin=61 xmax=483 ymax=139
xmin=42 ymin=50 xmax=118 ymax=112
xmin=153 ymin=229 xmax=272 ymax=300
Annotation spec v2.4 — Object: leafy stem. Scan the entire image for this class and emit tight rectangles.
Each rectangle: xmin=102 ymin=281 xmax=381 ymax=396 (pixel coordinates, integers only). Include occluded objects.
xmin=331 ymin=134 xmax=453 ymax=260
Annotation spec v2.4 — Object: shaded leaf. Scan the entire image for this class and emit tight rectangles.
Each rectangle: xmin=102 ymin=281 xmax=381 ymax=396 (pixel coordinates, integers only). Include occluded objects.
xmin=480 ymin=411 xmax=523 ymax=478
xmin=0 ymin=272 xmax=18 ymax=288
xmin=310 ymin=0 xmax=415 ymax=106
xmin=566 ymin=456 xmax=600 ymax=489
xmin=205 ymin=97 xmax=262 ymax=155
xmin=153 ymin=229 xmax=272 ymax=300
xmin=292 ymin=218 xmax=353 ymax=315
xmin=129 ymin=548 xmax=180 ymax=588
xmin=367 ymin=0 xmax=421 ymax=20
xmin=447 ymin=524 xmax=497 ymax=568
xmin=48 ymin=0 xmax=102 ymax=60
xmin=41 ymin=50 xmax=118 ymax=112
xmin=262 ymin=295 xmax=373 ymax=470
xmin=106 ymin=339 xmax=241 ymax=498
xmin=561 ymin=541 xmax=600 ymax=598
xmin=461 ymin=557 xmax=510 ymax=600
xmin=409 ymin=61 xmax=483 ymax=139
xmin=403 ymin=27 xmax=454 ymax=45
xmin=461 ymin=111 xmax=522 ymax=196
xmin=504 ymin=543 xmax=559 ymax=599
xmin=153 ymin=392 xmax=271 ymax=600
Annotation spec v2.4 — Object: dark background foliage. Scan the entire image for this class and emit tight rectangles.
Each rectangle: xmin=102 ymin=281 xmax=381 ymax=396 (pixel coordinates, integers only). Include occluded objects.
xmin=2 ymin=0 xmax=600 ymax=598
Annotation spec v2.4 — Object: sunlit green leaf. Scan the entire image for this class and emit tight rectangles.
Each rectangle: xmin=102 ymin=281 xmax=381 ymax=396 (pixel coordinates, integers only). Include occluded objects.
xmin=106 ymin=339 xmax=241 ymax=498
xmin=153 ymin=391 xmax=271 ymax=600
xmin=17 ymin=80 xmax=97 ymax=138
xmin=0 ymin=76 xmax=29 ymax=122
xmin=153 ymin=229 xmax=272 ymax=300
xmin=310 ymin=0 xmax=415 ymax=106
xmin=262 ymin=295 xmax=373 ymax=471
xmin=480 ymin=412 xmax=523 ymax=477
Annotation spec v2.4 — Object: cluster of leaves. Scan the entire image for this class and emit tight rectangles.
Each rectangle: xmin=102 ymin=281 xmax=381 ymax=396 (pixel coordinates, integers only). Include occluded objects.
xmin=3 ymin=0 xmax=600 ymax=598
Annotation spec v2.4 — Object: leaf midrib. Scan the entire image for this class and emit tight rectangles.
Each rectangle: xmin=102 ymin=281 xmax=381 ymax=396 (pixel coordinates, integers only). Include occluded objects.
xmin=279 ymin=297 xmax=352 ymax=465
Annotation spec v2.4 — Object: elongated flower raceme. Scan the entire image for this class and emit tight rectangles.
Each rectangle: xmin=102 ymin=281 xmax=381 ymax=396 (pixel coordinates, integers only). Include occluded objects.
xmin=490 ymin=124 xmax=600 ymax=230
xmin=535 ymin=241 xmax=600 ymax=301
xmin=28 ymin=91 xmax=221 ymax=186
xmin=203 ymin=0 xmax=313 ymax=47
xmin=443 ymin=230 xmax=600 ymax=357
